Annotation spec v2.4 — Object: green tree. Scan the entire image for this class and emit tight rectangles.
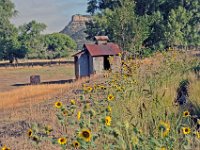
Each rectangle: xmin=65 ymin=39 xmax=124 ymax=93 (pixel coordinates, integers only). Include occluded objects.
xmin=85 ymin=10 xmax=111 ymax=40
xmin=87 ymin=0 xmax=98 ymax=14
xmin=164 ymin=6 xmax=191 ymax=49
xmin=0 ymin=0 xmax=26 ymax=63
xmin=86 ymin=0 xmax=154 ymax=54
xmin=18 ymin=20 xmax=47 ymax=59
xmin=183 ymin=0 xmax=200 ymax=48
xmin=44 ymin=33 xmax=77 ymax=59
xmin=86 ymin=0 xmax=200 ymax=52
xmin=87 ymin=0 xmax=121 ymax=14
xmin=107 ymin=0 xmax=135 ymax=50
xmin=1 ymin=26 xmax=27 ymax=63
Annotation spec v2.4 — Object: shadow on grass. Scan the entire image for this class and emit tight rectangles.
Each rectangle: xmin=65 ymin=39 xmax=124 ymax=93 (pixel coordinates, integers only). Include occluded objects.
xmin=12 ymin=79 xmax=75 ymax=87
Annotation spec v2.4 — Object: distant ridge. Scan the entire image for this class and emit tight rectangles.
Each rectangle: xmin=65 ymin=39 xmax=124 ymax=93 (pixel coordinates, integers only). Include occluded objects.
xmin=60 ymin=14 xmax=92 ymax=50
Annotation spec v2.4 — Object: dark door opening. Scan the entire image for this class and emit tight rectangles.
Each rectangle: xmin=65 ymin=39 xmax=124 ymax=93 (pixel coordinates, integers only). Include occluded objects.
xmin=104 ymin=56 xmax=111 ymax=70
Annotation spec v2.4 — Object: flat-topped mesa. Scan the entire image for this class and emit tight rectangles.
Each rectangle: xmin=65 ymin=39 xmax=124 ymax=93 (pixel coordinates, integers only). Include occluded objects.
xmin=71 ymin=14 xmax=91 ymax=22
xmin=61 ymin=14 xmax=92 ymax=49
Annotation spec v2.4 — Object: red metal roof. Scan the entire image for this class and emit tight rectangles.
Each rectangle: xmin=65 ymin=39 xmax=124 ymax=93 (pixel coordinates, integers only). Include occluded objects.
xmin=84 ymin=43 xmax=121 ymax=56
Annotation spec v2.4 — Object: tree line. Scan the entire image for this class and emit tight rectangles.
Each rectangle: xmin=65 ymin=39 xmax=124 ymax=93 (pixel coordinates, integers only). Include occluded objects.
xmin=0 ymin=0 xmax=77 ymax=63
xmin=86 ymin=0 xmax=200 ymax=55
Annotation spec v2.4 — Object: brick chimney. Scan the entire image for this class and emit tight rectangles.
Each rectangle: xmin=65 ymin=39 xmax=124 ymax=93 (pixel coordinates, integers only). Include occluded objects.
xmin=94 ymin=36 xmax=109 ymax=45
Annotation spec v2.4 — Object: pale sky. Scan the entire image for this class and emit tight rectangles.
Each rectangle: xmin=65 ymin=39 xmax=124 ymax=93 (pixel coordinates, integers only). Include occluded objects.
xmin=11 ymin=0 xmax=88 ymax=33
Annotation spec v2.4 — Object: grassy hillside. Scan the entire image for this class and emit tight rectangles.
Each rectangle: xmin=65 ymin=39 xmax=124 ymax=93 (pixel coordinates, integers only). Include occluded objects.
xmin=0 ymin=51 xmax=200 ymax=150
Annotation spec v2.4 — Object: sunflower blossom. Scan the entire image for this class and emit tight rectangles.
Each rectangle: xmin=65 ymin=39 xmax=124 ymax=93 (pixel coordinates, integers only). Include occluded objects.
xmin=58 ymin=137 xmax=67 ymax=145
xmin=107 ymin=94 xmax=114 ymax=101
xmin=183 ymin=111 xmax=190 ymax=117
xmin=105 ymin=116 xmax=112 ymax=126
xmin=77 ymin=111 xmax=81 ymax=120
xmin=73 ymin=141 xmax=80 ymax=148
xmin=79 ymin=129 xmax=92 ymax=142
xmin=28 ymin=129 xmax=33 ymax=137
xmin=2 ymin=145 xmax=11 ymax=150
xmin=107 ymin=105 xmax=112 ymax=112
xmin=55 ymin=101 xmax=62 ymax=109
xmin=182 ymin=127 xmax=191 ymax=135
xmin=158 ymin=121 xmax=170 ymax=137
xmin=70 ymin=99 xmax=76 ymax=105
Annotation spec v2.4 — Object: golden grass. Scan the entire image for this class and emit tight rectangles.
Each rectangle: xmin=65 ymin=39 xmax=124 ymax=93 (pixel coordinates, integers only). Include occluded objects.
xmin=0 ymin=65 xmax=74 ymax=92
xmin=0 ymin=84 xmax=70 ymax=109
xmin=0 ymin=75 xmax=101 ymax=109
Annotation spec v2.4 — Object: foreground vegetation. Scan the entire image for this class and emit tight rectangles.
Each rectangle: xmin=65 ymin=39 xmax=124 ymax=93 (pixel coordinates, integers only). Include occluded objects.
xmin=1 ymin=51 xmax=198 ymax=150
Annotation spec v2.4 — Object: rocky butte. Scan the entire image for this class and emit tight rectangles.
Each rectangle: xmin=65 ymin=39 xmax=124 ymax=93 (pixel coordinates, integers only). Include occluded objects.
xmin=60 ymin=14 xmax=92 ymax=50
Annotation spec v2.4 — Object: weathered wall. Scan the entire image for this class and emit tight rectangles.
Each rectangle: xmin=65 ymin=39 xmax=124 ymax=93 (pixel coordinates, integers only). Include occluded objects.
xmin=111 ymin=56 xmax=121 ymax=72
xmin=93 ymin=57 xmax=104 ymax=73
xmin=88 ymin=54 xmax=94 ymax=74
xmin=77 ymin=52 xmax=89 ymax=78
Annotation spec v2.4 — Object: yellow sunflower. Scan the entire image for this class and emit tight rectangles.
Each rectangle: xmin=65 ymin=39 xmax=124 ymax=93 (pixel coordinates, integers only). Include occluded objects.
xmin=107 ymin=94 xmax=114 ymax=101
xmin=107 ymin=105 xmax=112 ymax=112
xmin=182 ymin=127 xmax=191 ymax=135
xmin=183 ymin=111 xmax=190 ymax=117
xmin=131 ymin=136 xmax=139 ymax=145
xmin=55 ymin=101 xmax=62 ymax=109
xmin=73 ymin=141 xmax=80 ymax=148
xmin=58 ymin=137 xmax=67 ymax=145
xmin=77 ymin=111 xmax=81 ymax=120
xmin=194 ymin=131 xmax=200 ymax=139
xmin=87 ymin=87 xmax=93 ymax=92
xmin=70 ymin=99 xmax=76 ymax=105
xmin=160 ymin=147 xmax=167 ymax=150
xmin=158 ymin=121 xmax=170 ymax=137
xmin=79 ymin=129 xmax=92 ymax=142
xmin=28 ymin=129 xmax=33 ymax=137
xmin=105 ymin=116 xmax=112 ymax=126
xmin=1 ymin=145 xmax=10 ymax=150
xmin=197 ymin=119 xmax=200 ymax=125
xmin=99 ymin=85 xmax=105 ymax=90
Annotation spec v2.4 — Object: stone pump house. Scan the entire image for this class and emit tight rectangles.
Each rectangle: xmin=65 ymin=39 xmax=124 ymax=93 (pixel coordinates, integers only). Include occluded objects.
xmin=73 ymin=36 xmax=122 ymax=79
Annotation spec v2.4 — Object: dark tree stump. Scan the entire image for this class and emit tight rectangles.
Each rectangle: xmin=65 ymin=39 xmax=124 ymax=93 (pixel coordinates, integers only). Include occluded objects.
xmin=30 ymin=75 xmax=41 ymax=85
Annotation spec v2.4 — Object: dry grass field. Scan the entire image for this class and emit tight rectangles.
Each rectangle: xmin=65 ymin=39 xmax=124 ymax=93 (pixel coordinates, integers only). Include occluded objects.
xmin=0 ymin=64 xmax=74 ymax=91
xmin=0 ymin=64 xmax=75 ymax=109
